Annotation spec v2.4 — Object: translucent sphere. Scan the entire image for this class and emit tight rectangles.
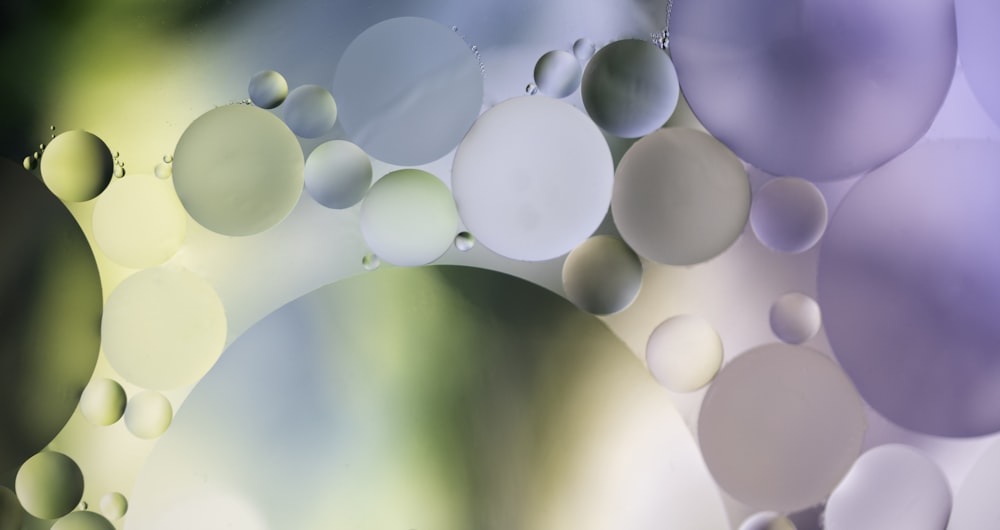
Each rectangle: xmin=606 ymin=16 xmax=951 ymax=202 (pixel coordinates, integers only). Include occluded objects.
xmin=91 ymin=175 xmax=187 ymax=268
xmin=957 ymin=0 xmax=1000 ymax=126
xmin=452 ymin=96 xmax=613 ymax=261
xmin=562 ymin=235 xmax=643 ymax=315
xmin=172 ymin=104 xmax=304 ymax=236
xmin=533 ymin=50 xmax=582 ymax=98
xmin=247 ymin=70 xmax=288 ymax=109
xmin=645 ymin=315 xmax=723 ymax=392
xmin=0 ymin=486 xmax=23 ymax=530
xmin=98 ymin=493 xmax=127 ymax=521
xmin=750 ymin=177 xmax=828 ymax=253
xmin=283 ymin=84 xmax=337 ymax=138
xmin=359 ymin=169 xmax=458 ymax=267
xmin=40 ymin=130 xmax=113 ymax=202
xmin=304 ymin=140 xmax=372 ymax=209
xmin=124 ymin=391 xmax=173 ymax=439
xmin=361 ymin=253 xmax=380 ymax=271
xmin=612 ymin=127 xmax=750 ymax=266
xmin=572 ymin=38 xmax=596 ymax=62
xmin=454 ymin=231 xmax=475 ymax=252
xmin=739 ymin=512 xmax=796 ymax=530
xmin=951 ymin=437 xmax=1000 ymax=529
xmin=78 ymin=378 xmax=126 ymax=426
xmin=581 ymin=39 xmax=679 ymax=138
xmin=15 ymin=451 xmax=84 ymax=519
xmin=770 ymin=292 xmax=822 ymax=345
xmin=50 ymin=511 xmax=115 ymax=530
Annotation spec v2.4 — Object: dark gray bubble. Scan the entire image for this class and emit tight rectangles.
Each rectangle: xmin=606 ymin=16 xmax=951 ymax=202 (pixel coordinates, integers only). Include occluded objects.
xmin=561 ymin=235 xmax=642 ymax=315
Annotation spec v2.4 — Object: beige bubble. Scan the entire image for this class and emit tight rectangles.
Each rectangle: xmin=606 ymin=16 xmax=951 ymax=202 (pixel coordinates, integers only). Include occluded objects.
xmin=645 ymin=314 xmax=723 ymax=392
xmin=98 ymin=492 xmax=127 ymax=521
xmin=92 ymin=175 xmax=187 ymax=268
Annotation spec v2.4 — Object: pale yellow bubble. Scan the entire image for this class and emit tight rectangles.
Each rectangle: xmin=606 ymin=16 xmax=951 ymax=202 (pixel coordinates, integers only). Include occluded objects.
xmin=15 ymin=451 xmax=84 ymax=520
xmin=98 ymin=492 xmax=127 ymax=521
xmin=645 ymin=314 xmax=724 ymax=392
xmin=91 ymin=175 xmax=187 ymax=269
xmin=78 ymin=378 xmax=126 ymax=426
xmin=124 ymin=391 xmax=173 ymax=439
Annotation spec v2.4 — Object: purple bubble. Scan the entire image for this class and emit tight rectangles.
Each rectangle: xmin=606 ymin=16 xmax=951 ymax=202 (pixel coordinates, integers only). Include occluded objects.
xmin=957 ymin=0 xmax=1000 ymax=126
xmin=670 ymin=0 xmax=956 ymax=181
xmin=819 ymin=140 xmax=1000 ymax=437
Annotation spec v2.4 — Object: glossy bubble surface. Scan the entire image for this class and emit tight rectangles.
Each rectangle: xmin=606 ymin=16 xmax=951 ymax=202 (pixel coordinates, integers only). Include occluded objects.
xmin=770 ymin=292 xmax=822 ymax=345
xmin=283 ymin=84 xmax=337 ymax=138
xmin=50 ymin=511 xmax=115 ymax=530
xmin=303 ymin=140 xmax=372 ymax=209
xmin=91 ymin=175 xmax=187 ymax=268
xmin=750 ymin=177 xmax=828 ymax=253
xmin=645 ymin=315 xmax=723 ymax=392
xmin=99 ymin=493 xmax=127 ymax=521
xmin=248 ymin=70 xmax=288 ymax=109
xmin=40 ymin=130 xmax=114 ymax=202
xmin=562 ymin=235 xmax=642 ymax=315
xmin=15 ymin=452 xmax=84 ymax=520
xmin=534 ymin=50 xmax=582 ymax=98
xmin=78 ymin=378 xmax=127 ymax=426
xmin=124 ymin=391 xmax=173 ymax=439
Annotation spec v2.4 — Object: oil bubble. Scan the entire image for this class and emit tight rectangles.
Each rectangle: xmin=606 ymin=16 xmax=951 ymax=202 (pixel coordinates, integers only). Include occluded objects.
xmin=40 ymin=130 xmax=114 ymax=202
xmin=572 ymin=38 xmax=596 ymax=62
xmin=92 ymin=175 xmax=187 ymax=268
xmin=78 ymin=378 xmax=126 ymax=427
xmin=562 ymin=235 xmax=642 ymax=315
xmin=15 ymin=451 xmax=84 ymax=519
xmin=124 ymin=391 xmax=173 ymax=439
xmin=98 ymin=493 xmax=127 ymax=521
xmin=454 ymin=231 xmax=475 ymax=252
xmin=304 ymin=140 xmax=372 ymax=209
xmin=533 ymin=50 xmax=582 ymax=98
xmin=739 ymin=512 xmax=796 ymax=530
xmin=751 ymin=177 xmax=828 ymax=253
xmin=247 ymin=70 xmax=288 ymax=109
xmin=283 ymin=84 xmax=337 ymax=138
xmin=50 ymin=510 xmax=115 ymax=530
xmin=362 ymin=253 xmax=380 ymax=271
xmin=645 ymin=314 xmax=723 ymax=392
xmin=770 ymin=292 xmax=821 ymax=345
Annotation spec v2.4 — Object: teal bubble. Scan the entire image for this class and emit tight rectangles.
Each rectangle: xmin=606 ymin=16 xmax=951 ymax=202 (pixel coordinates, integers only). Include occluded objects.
xmin=15 ymin=451 xmax=84 ymax=520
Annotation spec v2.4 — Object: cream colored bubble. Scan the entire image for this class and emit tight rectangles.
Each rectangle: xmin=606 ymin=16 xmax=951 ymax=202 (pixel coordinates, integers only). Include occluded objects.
xmin=40 ymin=130 xmax=113 ymax=202
xmin=124 ymin=391 xmax=173 ymax=439
xmin=78 ymin=378 xmax=126 ymax=426
xmin=770 ymin=292 xmax=822 ymax=344
xmin=91 ymin=175 xmax=187 ymax=269
xmin=645 ymin=315 xmax=723 ymax=392
xmin=98 ymin=492 xmax=127 ymax=521
xmin=0 ymin=486 xmax=22 ymax=530
xmin=562 ymin=235 xmax=643 ymax=315
xmin=101 ymin=267 xmax=227 ymax=390
xmin=50 ymin=511 xmax=115 ymax=530
xmin=15 ymin=451 xmax=84 ymax=520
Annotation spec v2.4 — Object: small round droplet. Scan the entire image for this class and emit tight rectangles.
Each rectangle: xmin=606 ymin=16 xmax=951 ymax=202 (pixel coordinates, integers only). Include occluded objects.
xmin=39 ymin=143 xmax=45 ymax=151
xmin=739 ymin=512 xmax=796 ymax=530
xmin=22 ymin=156 xmax=36 ymax=171
xmin=573 ymin=38 xmax=596 ymax=62
xmin=451 ymin=25 xmax=458 ymax=32
xmin=362 ymin=253 xmax=380 ymax=271
xmin=533 ymin=50 xmax=583 ymax=98
xmin=304 ymin=140 xmax=372 ymax=209
xmin=770 ymin=292 xmax=822 ymax=345
xmin=454 ymin=231 xmax=475 ymax=252
xmin=49 ymin=125 xmax=55 ymax=131
xmin=113 ymin=152 xmax=119 ymax=159
xmin=124 ymin=391 xmax=173 ymax=439
xmin=751 ymin=176 xmax=828 ymax=254
xmin=645 ymin=314 xmax=724 ymax=392
xmin=78 ymin=378 xmax=126 ymax=426
xmin=163 ymin=154 xmax=173 ymax=163
xmin=99 ymin=492 xmax=127 ymax=521
xmin=526 ymin=83 xmax=538 ymax=95
xmin=248 ymin=70 xmax=288 ymax=109
xmin=471 ymin=45 xmax=478 ymax=52
xmin=112 ymin=164 xmax=125 ymax=179
xmin=154 ymin=163 xmax=172 ymax=179
xmin=77 ymin=501 xmax=88 ymax=511
xmin=32 ymin=152 xmax=39 ymax=160
xmin=15 ymin=451 xmax=84 ymax=519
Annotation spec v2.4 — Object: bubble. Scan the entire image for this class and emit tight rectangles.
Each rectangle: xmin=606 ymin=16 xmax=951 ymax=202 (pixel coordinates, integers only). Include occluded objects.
xmin=819 ymin=140 xmax=1000 ymax=437
xmin=247 ymin=70 xmax=288 ymax=109
xmin=303 ymin=140 xmax=372 ymax=209
xmin=581 ymin=39 xmax=679 ymax=138
xmin=102 ymin=267 xmax=227 ymax=390
xmin=0 ymin=486 xmax=23 ymax=530
xmin=611 ymin=127 xmax=750 ymax=266
xmin=361 ymin=253 xmax=380 ymax=271
xmin=78 ymin=378 xmax=126 ymax=426
xmin=572 ymin=38 xmax=596 ymax=62
xmin=112 ymin=163 xmax=125 ymax=179
xmin=124 ymin=390 xmax=173 ymax=439
xmin=698 ymin=344 xmax=867 ymax=511
xmin=22 ymin=156 xmax=36 ymax=170
xmin=91 ymin=175 xmax=187 ymax=268
xmin=533 ymin=50 xmax=582 ymax=98
xmin=750 ymin=177 xmax=828 ymax=253
xmin=670 ymin=0 xmax=956 ymax=181
xmin=39 ymin=143 xmax=45 ymax=151
xmin=562 ymin=235 xmax=642 ymax=315
xmin=951 ymin=437 xmax=1000 ymax=529
xmin=739 ymin=512 xmax=796 ymax=530
xmin=40 ymin=130 xmax=114 ymax=202
xmin=50 ymin=511 xmax=115 ymax=530
xmin=172 ymin=104 xmax=304 ymax=236
xmin=770 ymin=292 xmax=822 ymax=345
xmin=15 ymin=451 xmax=84 ymax=519
xmin=645 ymin=314 xmax=723 ymax=392
xmin=98 ymin=493 xmax=127 ymax=521
xmin=283 ymin=84 xmax=337 ymax=138
xmin=452 ymin=96 xmax=613 ymax=261
xmin=454 ymin=231 xmax=475 ymax=252
xmin=957 ymin=0 xmax=1000 ymax=127
xmin=333 ymin=17 xmax=484 ymax=165
xmin=359 ymin=169 xmax=458 ymax=267
xmin=525 ymin=83 xmax=538 ymax=95
xmin=824 ymin=444 xmax=950 ymax=530
xmin=154 ymin=162 xmax=172 ymax=179
xmin=163 ymin=154 xmax=173 ymax=163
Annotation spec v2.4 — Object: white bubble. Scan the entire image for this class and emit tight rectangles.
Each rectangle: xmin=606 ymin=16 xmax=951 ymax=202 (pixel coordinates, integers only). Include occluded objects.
xmin=99 ymin=492 xmax=127 ymax=521
xmin=562 ymin=235 xmax=643 ymax=315
xmin=645 ymin=315 xmax=723 ymax=392
xmin=751 ymin=177 xmax=828 ymax=253
xmin=248 ymin=70 xmax=288 ymax=109
xmin=283 ymin=84 xmax=337 ymax=138
xmin=40 ymin=130 xmax=114 ymax=202
xmin=533 ymin=50 xmax=582 ymax=98
xmin=154 ymin=162 xmax=172 ymax=179
xmin=78 ymin=378 xmax=126 ymax=427
xmin=91 ymin=175 xmax=187 ymax=269
xmin=454 ymin=231 xmax=475 ymax=252
xmin=124 ymin=391 xmax=173 ymax=439
xmin=739 ymin=512 xmax=796 ymax=530
xmin=15 ymin=451 xmax=84 ymax=520
xmin=770 ymin=292 xmax=821 ymax=345
xmin=50 ymin=511 xmax=115 ymax=530
xmin=572 ymin=38 xmax=596 ymax=62
xmin=452 ymin=96 xmax=613 ymax=261
xmin=304 ymin=140 xmax=372 ymax=209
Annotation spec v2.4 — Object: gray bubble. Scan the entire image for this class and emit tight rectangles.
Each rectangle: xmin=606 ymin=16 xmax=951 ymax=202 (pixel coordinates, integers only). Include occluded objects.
xmin=304 ymin=140 xmax=372 ymax=209
xmin=525 ymin=83 xmax=538 ymax=95
xmin=562 ymin=235 xmax=642 ymax=315
xmin=533 ymin=50 xmax=582 ymax=98
xmin=770 ymin=292 xmax=822 ymax=345
xmin=283 ymin=84 xmax=337 ymax=138
xmin=362 ymin=253 xmax=380 ymax=271
xmin=248 ymin=70 xmax=288 ymax=109
xmin=572 ymin=38 xmax=596 ymax=62
xmin=751 ymin=177 xmax=828 ymax=253
xmin=15 ymin=451 xmax=84 ymax=520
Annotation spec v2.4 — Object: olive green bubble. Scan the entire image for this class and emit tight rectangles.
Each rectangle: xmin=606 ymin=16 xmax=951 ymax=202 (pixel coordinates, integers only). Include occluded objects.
xmin=15 ymin=451 xmax=84 ymax=519
xmin=50 ymin=510 xmax=115 ymax=530
xmin=78 ymin=378 xmax=126 ymax=427
xmin=39 ymin=130 xmax=114 ymax=202
xmin=0 ymin=487 xmax=23 ymax=530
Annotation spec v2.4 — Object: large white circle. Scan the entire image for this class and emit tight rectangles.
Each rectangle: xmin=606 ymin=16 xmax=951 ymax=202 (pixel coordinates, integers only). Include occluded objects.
xmin=91 ymin=175 xmax=187 ymax=268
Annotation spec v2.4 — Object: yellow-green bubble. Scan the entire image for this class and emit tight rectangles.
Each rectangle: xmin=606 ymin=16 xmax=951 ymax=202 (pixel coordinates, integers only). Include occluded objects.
xmin=124 ymin=391 xmax=173 ymax=439
xmin=50 ymin=511 xmax=115 ymax=530
xmin=0 ymin=487 xmax=23 ymax=530
xmin=39 ymin=130 xmax=113 ymax=202
xmin=78 ymin=378 xmax=126 ymax=426
xmin=15 ymin=451 xmax=84 ymax=520
xmin=98 ymin=492 xmax=127 ymax=521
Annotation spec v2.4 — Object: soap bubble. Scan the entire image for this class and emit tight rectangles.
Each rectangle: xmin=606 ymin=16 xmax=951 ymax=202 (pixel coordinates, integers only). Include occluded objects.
xmin=957 ymin=0 xmax=1000 ymax=126
xmin=770 ymin=293 xmax=822 ymax=345
xmin=304 ymin=140 xmax=372 ymax=209
xmin=645 ymin=314 xmax=723 ymax=392
xmin=698 ymin=344 xmax=866 ymax=511
xmin=40 ymin=130 xmax=113 ymax=202
xmin=124 ymin=391 xmax=173 ymax=439
xmin=98 ymin=493 xmax=127 ymax=521
xmin=22 ymin=156 xmax=36 ymax=171
xmin=562 ymin=235 xmax=642 ymax=315
xmin=818 ymin=140 xmax=1000 ymax=437
xmin=739 ymin=512 xmax=796 ymax=530
xmin=283 ymin=84 xmax=337 ymax=138
xmin=15 ymin=451 xmax=84 ymax=519
xmin=750 ymin=177 xmax=828 ymax=253
xmin=359 ymin=169 xmax=458 ymax=267
xmin=612 ymin=127 xmax=750 ymax=266
xmin=172 ymin=104 xmax=303 ymax=236
xmin=78 ymin=378 xmax=126 ymax=426
xmin=670 ymin=0 xmax=956 ymax=180
xmin=454 ymin=231 xmax=475 ymax=251
xmin=102 ymin=267 xmax=227 ymax=391
xmin=951 ymin=437 xmax=1000 ymax=529
xmin=581 ymin=39 xmax=679 ymax=138
xmin=452 ymin=96 xmax=613 ymax=261
xmin=525 ymin=83 xmax=538 ymax=95
xmin=533 ymin=50 xmax=582 ymax=98
xmin=247 ymin=70 xmax=288 ymax=109
xmin=0 ymin=486 xmax=23 ymax=530
xmin=91 ymin=174 xmax=187 ymax=268
xmin=824 ymin=444 xmax=951 ymax=530
xmin=572 ymin=38 xmax=596 ymax=62
xmin=361 ymin=253 xmax=380 ymax=271
xmin=50 ymin=511 xmax=115 ymax=530
xmin=333 ymin=17 xmax=484 ymax=166
xmin=154 ymin=163 xmax=171 ymax=179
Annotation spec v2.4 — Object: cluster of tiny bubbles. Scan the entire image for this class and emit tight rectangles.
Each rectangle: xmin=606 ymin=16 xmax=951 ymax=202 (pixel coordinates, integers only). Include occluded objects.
xmin=525 ymin=83 xmax=538 ymax=95
xmin=644 ymin=314 xmax=723 ymax=392
xmin=769 ymin=292 xmax=821 ymax=345
xmin=14 ymin=451 xmax=84 ymax=519
xmin=359 ymin=169 xmax=459 ymax=267
xmin=124 ymin=390 xmax=173 ymax=439
xmin=40 ymin=130 xmax=114 ymax=202
xmin=823 ymin=444 xmax=951 ymax=530
xmin=750 ymin=176 xmax=828 ymax=254
xmin=51 ymin=510 xmax=115 ymax=530
xmin=572 ymin=38 xmax=596 ymax=62
xmin=99 ymin=492 xmax=127 ymax=521
xmin=22 ymin=155 xmax=36 ymax=171
xmin=562 ymin=235 xmax=643 ymax=315
xmin=533 ymin=50 xmax=582 ymax=98
xmin=248 ymin=70 xmax=288 ymax=109
xmin=92 ymin=174 xmax=188 ymax=268
xmin=283 ymin=84 xmax=337 ymax=138
xmin=453 ymin=231 xmax=475 ymax=251
xmin=361 ymin=253 xmax=380 ymax=271
xmin=78 ymin=378 xmax=127 ymax=426
xmin=303 ymin=140 xmax=372 ymax=209
xmin=738 ymin=511 xmax=796 ymax=530
xmin=0 ymin=486 xmax=22 ymax=530
xmin=581 ymin=39 xmax=679 ymax=138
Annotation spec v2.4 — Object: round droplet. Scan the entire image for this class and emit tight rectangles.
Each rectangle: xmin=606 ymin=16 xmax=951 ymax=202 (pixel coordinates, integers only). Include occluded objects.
xmin=172 ymin=104 xmax=304 ymax=236
xmin=76 ymin=501 xmax=87 ymax=511
xmin=92 ymin=175 xmax=187 ymax=268
xmin=0 ymin=486 xmax=23 ymax=530
xmin=283 ymin=84 xmax=337 ymax=138
xmin=247 ymin=70 xmax=288 ymax=109
xmin=751 ymin=177 xmax=828 ymax=253
xmin=572 ymin=38 xmax=596 ymax=62
xmin=40 ymin=130 xmax=114 ymax=202
xmin=770 ymin=292 xmax=822 ymax=345
xmin=162 ymin=154 xmax=173 ymax=164
xmin=533 ymin=50 xmax=582 ymax=98
xmin=670 ymin=0 xmax=956 ymax=180
xmin=361 ymin=253 xmax=380 ymax=271
xmin=153 ymin=162 xmax=172 ymax=179
xmin=50 ymin=510 xmax=115 ymax=530
xmin=124 ymin=390 xmax=173 ymax=439
xmin=645 ymin=314 xmax=723 ymax=392
xmin=304 ymin=140 xmax=372 ymax=209
xmin=33 ymin=152 xmax=39 ymax=160
xmin=360 ymin=169 xmax=458 ymax=267
xmin=22 ymin=156 xmax=36 ymax=171
xmin=333 ymin=17 xmax=484 ymax=165
xmin=452 ymin=96 xmax=613 ymax=262
xmin=612 ymin=127 xmax=750 ymax=266
xmin=739 ymin=512 xmax=796 ymax=530
xmin=15 ymin=451 xmax=84 ymax=520
xmin=49 ymin=125 xmax=55 ymax=131
xmin=562 ymin=235 xmax=643 ymax=315
xmin=454 ymin=231 xmax=475 ymax=252
xmin=581 ymin=39 xmax=679 ymax=138
xmin=98 ymin=493 xmax=127 ymax=521
xmin=698 ymin=344 xmax=867 ymax=511
xmin=113 ymin=152 xmax=119 ymax=160
xmin=525 ymin=83 xmax=538 ymax=95
xmin=111 ymin=163 xmax=125 ymax=179
xmin=78 ymin=378 xmax=126 ymax=427
xmin=951 ymin=437 xmax=1000 ymax=529
xmin=102 ymin=267 xmax=227 ymax=390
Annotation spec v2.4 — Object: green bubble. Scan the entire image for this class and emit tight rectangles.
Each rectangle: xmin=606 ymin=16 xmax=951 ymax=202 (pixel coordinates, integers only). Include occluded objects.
xmin=50 ymin=511 xmax=115 ymax=530
xmin=0 ymin=487 xmax=23 ymax=530
xmin=124 ymin=391 xmax=173 ymax=439
xmin=78 ymin=378 xmax=126 ymax=426
xmin=39 ymin=130 xmax=114 ymax=202
xmin=15 ymin=451 xmax=84 ymax=520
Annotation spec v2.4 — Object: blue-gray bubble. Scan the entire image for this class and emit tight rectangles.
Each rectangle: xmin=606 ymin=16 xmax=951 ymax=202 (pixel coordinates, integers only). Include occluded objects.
xmin=533 ymin=50 xmax=582 ymax=98
xmin=247 ymin=70 xmax=288 ymax=109
xmin=304 ymin=140 xmax=372 ymax=209
xmin=283 ymin=84 xmax=337 ymax=138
